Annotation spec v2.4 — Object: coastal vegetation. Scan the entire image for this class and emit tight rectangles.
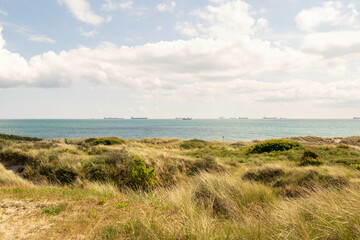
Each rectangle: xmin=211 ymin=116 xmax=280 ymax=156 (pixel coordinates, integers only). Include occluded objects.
xmin=0 ymin=134 xmax=360 ymax=239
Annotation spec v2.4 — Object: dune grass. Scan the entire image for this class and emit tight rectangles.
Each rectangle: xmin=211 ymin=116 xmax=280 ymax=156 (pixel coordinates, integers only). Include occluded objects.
xmin=0 ymin=135 xmax=360 ymax=239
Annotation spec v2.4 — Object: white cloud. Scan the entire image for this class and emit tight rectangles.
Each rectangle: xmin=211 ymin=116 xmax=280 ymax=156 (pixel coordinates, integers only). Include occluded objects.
xmin=296 ymin=1 xmax=358 ymax=31
xmin=302 ymin=31 xmax=360 ymax=57
xmin=102 ymin=0 xmax=133 ymax=11
xmin=79 ymin=27 xmax=98 ymax=37
xmin=176 ymin=0 xmax=268 ymax=40
xmin=0 ymin=9 xmax=8 ymax=16
xmin=1 ymin=0 xmax=359 ymax=109
xmin=157 ymin=2 xmax=176 ymax=13
xmin=28 ymin=34 xmax=55 ymax=44
xmin=58 ymin=0 xmax=104 ymax=25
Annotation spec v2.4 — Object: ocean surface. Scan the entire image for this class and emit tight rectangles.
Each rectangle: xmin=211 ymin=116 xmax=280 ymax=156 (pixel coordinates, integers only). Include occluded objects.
xmin=0 ymin=119 xmax=359 ymax=142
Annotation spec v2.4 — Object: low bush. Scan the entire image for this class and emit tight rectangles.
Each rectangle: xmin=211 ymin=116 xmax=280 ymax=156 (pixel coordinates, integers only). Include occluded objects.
xmin=82 ymin=156 xmax=156 ymax=190
xmin=337 ymin=144 xmax=350 ymax=149
xmin=36 ymin=164 xmax=78 ymax=185
xmin=124 ymin=157 xmax=156 ymax=190
xmin=300 ymin=148 xmax=324 ymax=166
xmin=243 ymin=167 xmax=285 ymax=182
xmin=189 ymin=157 xmax=223 ymax=174
xmin=0 ymin=148 xmax=34 ymax=165
xmin=247 ymin=139 xmax=300 ymax=154
xmin=90 ymin=138 xmax=125 ymax=146
xmin=180 ymin=139 xmax=210 ymax=149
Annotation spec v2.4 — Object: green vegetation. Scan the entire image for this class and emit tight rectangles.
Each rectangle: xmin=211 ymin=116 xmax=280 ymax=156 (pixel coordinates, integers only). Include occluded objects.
xmin=89 ymin=137 xmax=125 ymax=146
xmin=300 ymin=148 xmax=324 ymax=166
xmin=42 ymin=204 xmax=64 ymax=216
xmin=0 ymin=133 xmax=360 ymax=239
xmin=247 ymin=139 xmax=301 ymax=154
xmin=180 ymin=139 xmax=210 ymax=149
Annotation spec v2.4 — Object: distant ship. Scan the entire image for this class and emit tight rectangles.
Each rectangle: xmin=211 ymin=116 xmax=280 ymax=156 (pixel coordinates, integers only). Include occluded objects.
xmin=219 ymin=117 xmax=225 ymax=119
xmin=263 ymin=117 xmax=277 ymax=120
xmin=182 ymin=117 xmax=192 ymax=120
xmin=238 ymin=117 xmax=249 ymax=119
xmin=131 ymin=117 xmax=148 ymax=120
xmin=354 ymin=117 xmax=360 ymax=119
xmin=104 ymin=117 xmax=124 ymax=120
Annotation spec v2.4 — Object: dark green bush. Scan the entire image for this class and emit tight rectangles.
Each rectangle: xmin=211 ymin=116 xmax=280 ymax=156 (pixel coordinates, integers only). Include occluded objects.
xmin=300 ymin=148 xmax=324 ymax=166
xmin=82 ymin=161 xmax=114 ymax=182
xmin=55 ymin=166 xmax=78 ymax=185
xmin=180 ymin=139 xmax=209 ymax=149
xmin=37 ymin=164 xmax=77 ymax=185
xmin=89 ymin=138 xmax=125 ymax=146
xmin=247 ymin=139 xmax=301 ymax=154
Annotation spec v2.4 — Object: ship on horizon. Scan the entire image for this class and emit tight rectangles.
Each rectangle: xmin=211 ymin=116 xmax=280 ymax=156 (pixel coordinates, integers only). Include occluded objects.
xmin=354 ymin=117 xmax=360 ymax=119
xmin=263 ymin=117 xmax=277 ymax=120
xmin=131 ymin=117 xmax=148 ymax=120
xmin=104 ymin=117 xmax=124 ymax=120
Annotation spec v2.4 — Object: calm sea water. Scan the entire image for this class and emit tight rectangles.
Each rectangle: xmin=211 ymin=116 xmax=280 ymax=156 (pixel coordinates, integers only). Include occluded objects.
xmin=0 ymin=119 xmax=359 ymax=142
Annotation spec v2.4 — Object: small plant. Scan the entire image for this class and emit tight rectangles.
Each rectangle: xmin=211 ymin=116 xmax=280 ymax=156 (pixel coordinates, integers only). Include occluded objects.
xmin=352 ymin=164 xmax=360 ymax=170
xmin=247 ymin=139 xmax=300 ymax=154
xmin=90 ymin=138 xmax=125 ymax=146
xmin=113 ymin=202 xmax=126 ymax=209
xmin=98 ymin=199 xmax=106 ymax=205
xmin=300 ymin=148 xmax=324 ymax=166
xmin=42 ymin=205 xmax=63 ymax=216
xmin=180 ymin=139 xmax=209 ymax=149
xmin=101 ymin=226 xmax=119 ymax=240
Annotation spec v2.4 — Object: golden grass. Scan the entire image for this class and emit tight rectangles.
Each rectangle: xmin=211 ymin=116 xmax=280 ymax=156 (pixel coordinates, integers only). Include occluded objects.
xmin=0 ymin=136 xmax=360 ymax=239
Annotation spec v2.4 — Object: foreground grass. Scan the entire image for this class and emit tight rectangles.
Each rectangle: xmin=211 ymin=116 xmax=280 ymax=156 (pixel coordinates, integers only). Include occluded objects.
xmin=0 ymin=135 xmax=360 ymax=239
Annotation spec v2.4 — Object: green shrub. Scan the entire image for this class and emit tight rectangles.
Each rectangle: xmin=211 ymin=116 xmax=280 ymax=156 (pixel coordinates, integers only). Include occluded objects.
xmin=55 ymin=166 xmax=78 ymax=185
xmin=82 ymin=156 xmax=156 ymax=190
xmin=125 ymin=158 xmax=156 ymax=190
xmin=90 ymin=138 xmax=125 ymax=146
xmin=352 ymin=164 xmax=360 ymax=170
xmin=300 ymin=148 xmax=324 ymax=166
xmin=38 ymin=164 xmax=77 ymax=185
xmin=82 ymin=161 xmax=114 ymax=182
xmin=247 ymin=139 xmax=300 ymax=154
xmin=180 ymin=139 xmax=209 ymax=149
xmin=337 ymin=144 xmax=350 ymax=149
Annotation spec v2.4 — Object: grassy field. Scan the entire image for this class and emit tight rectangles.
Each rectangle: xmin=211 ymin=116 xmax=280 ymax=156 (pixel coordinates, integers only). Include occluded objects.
xmin=1 ymin=135 xmax=360 ymax=239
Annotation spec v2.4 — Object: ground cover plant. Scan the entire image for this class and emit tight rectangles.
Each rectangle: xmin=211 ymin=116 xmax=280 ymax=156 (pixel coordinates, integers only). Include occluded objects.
xmin=0 ymin=134 xmax=360 ymax=239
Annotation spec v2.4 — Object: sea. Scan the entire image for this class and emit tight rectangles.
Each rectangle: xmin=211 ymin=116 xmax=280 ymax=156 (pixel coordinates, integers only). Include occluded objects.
xmin=0 ymin=119 xmax=359 ymax=142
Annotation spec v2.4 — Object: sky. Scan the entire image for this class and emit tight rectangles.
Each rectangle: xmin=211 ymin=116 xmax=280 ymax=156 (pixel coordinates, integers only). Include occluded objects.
xmin=0 ymin=0 xmax=359 ymax=119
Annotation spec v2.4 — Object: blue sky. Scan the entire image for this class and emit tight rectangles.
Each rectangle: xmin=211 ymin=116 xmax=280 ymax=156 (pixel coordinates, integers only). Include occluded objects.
xmin=0 ymin=0 xmax=360 ymax=118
